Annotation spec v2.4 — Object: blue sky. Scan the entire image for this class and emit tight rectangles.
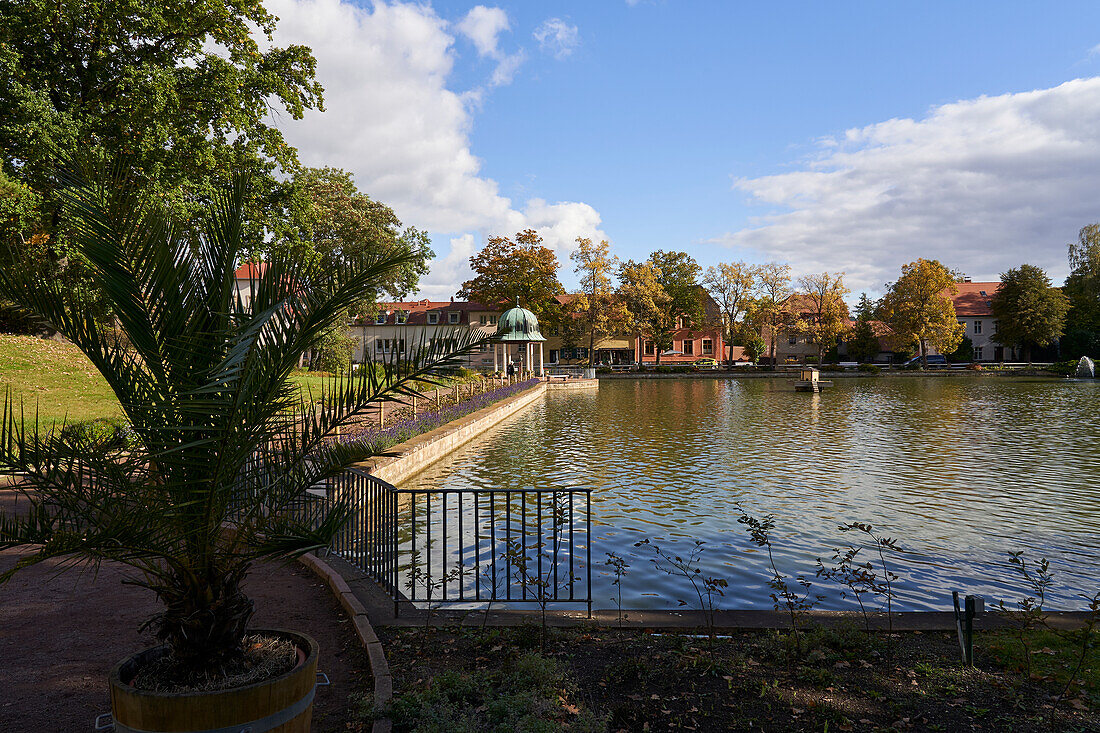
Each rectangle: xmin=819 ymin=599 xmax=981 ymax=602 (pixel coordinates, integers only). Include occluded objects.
xmin=269 ymin=0 xmax=1100 ymax=298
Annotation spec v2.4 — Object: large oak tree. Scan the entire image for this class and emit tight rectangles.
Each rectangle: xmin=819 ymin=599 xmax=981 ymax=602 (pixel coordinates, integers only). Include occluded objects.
xmin=0 ymin=0 xmax=323 ymax=323
xmin=991 ymin=264 xmax=1069 ymax=363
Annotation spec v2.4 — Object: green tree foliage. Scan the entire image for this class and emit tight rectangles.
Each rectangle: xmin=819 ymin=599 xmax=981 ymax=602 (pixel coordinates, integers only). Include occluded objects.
xmin=878 ymin=259 xmax=964 ymax=367
xmin=569 ymin=237 xmax=629 ymax=367
xmin=846 ymin=319 xmax=882 ymax=363
xmin=1063 ymin=224 xmax=1100 ymax=359
xmin=854 ymin=292 xmax=877 ymax=321
xmin=703 ymin=262 xmax=758 ymax=363
xmin=617 ymin=260 xmax=674 ymax=364
xmin=991 ymin=264 xmax=1069 ymax=363
xmin=0 ymin=165 xmax=478 ymax=676
xmin=945 ymin=334 xmax=974 ymax=363
xmin=272 ymin=167 xmax=433 ymax=371
xmin=459 ymin=230 xmax=565 ymax=319
xmin=0 ymin=0 xmax=323 ymax=324
xmin=648 ymin=250 xmax=705 ymax=327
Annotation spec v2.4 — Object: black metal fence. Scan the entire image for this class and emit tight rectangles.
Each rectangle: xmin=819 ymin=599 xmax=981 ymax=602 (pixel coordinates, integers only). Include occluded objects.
xmin=300 ymin=469 xmax=593 ymax=616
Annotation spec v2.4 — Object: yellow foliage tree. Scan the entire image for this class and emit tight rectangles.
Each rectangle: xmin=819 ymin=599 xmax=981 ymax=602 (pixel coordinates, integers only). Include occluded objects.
xmin=798 ymin=271 xmax=851 ymax=361
xmin=878 ymin=259 xmax=964 ymax=367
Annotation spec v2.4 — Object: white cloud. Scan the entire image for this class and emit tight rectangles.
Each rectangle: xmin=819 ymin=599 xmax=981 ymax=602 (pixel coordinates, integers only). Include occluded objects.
xmin=455 ymin=5 xmax=524 ymax=90
xmin=717 ymin=78 xmax=1100 ymax=293
xmin=265 ymin=0 xmax=604 ymax=296
xmin=1089 ymin=42 xmax=1100 ymax=58
xmin=533 ymin=18 xmax=579 ymax=59
xmin=456 ymin=5 xmax=509 ymax=58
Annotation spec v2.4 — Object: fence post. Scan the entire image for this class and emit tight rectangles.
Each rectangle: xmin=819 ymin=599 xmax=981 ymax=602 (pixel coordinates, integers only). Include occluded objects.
xmin=412 ymin=394 xmax=417 ymax=416
xmin=379 ymin=400 xmax=384 ymax=429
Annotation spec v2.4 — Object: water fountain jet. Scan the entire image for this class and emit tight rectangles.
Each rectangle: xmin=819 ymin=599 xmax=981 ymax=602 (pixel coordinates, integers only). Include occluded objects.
xmin=1076 ymin=356 xmax=1095 ymax=379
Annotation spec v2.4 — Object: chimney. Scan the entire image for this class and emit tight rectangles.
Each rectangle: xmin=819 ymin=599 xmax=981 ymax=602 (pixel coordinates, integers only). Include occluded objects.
xmin=450 ymin=296 xmax=454 ymax=302
xmin=963 ymin=277 xmax=972 ymax=283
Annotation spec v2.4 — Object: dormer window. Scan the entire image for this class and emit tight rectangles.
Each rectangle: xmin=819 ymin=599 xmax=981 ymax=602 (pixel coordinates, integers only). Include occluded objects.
xmin=979 ymin=290 xmax=987 ymax=296
xmin=375 ymin=312 xmax=386 ymax=324
xmin=448 ymin=312 xmax=460 ymax=324
xmin=396 ymin=310 xmax=408 ymax=324
xmin=428 ymin=312 xmax=439 ymax=325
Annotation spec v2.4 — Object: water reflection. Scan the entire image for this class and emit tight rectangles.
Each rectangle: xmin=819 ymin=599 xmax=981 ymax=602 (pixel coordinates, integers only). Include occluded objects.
xmin=404 ymin=377 xmax=1100 ymax=611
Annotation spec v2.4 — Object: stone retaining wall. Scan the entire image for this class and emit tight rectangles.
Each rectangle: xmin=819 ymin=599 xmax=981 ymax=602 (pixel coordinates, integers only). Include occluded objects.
xmin=360 ymin=381 xmax=547 ymax=485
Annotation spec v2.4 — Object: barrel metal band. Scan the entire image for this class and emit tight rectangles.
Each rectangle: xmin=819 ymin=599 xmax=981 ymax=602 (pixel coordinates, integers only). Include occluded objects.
xmin=110 ymin=684 xmax=315 ymax=733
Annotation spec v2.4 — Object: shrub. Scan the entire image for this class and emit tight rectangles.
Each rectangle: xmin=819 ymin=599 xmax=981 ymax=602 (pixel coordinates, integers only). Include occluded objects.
xmin=59 ymin=417 xmax=136 ymax=451
xmin=857 ymin=363 xmax=881 ymax=374
xmin=804 ymin=355 xmax=819 ymax=364
xmin=1048 ymin=360 xmax=1079 ymax=377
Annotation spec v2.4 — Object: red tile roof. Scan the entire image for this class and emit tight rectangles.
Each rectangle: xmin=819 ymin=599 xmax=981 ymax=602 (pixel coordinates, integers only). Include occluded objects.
xmin=234 ymin=262 xmax=268 ymax=279
xmin=949 ymin=282 xmax=1000 ymax=317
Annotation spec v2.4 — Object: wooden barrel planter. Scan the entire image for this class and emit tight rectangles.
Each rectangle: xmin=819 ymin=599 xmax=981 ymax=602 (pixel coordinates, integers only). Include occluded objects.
xmin=107 ymin=629 xmax=319 ymax=733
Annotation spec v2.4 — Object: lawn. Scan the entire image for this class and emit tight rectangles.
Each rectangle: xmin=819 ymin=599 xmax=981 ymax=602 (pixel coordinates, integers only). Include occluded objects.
xmin=0 ymin=334 xmax=488 ymax=429
xmin=0 ymin=334 xmax=122 ymax=426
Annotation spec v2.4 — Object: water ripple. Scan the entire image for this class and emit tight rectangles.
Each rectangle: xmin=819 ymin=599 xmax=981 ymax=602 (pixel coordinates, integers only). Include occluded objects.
xmin=405 ymin=377 xmax=1100 ymax=611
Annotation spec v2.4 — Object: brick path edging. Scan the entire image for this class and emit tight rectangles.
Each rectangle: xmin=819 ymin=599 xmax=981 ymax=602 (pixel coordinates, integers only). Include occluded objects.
xmin=300 ymin=552 xmax=393 ymax=733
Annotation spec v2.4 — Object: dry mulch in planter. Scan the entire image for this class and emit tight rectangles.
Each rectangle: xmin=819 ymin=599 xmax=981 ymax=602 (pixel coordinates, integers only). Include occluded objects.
xmin=369 ymin=623 xmax=1099 ymax=732
xmin=0 ymin=549 xmax=370 ymax=732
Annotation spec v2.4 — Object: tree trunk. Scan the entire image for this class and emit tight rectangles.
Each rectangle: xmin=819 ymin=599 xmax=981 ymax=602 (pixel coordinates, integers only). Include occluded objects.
xmin=919 ymin=338 xmax=928 ymax=369
xmin=588 ymin=328 xmax=596 ymax=368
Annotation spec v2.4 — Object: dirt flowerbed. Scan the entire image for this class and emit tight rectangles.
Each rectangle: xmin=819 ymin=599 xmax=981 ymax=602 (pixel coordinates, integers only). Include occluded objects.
xmin=367 ymin=624 xmax=1099 ymax=732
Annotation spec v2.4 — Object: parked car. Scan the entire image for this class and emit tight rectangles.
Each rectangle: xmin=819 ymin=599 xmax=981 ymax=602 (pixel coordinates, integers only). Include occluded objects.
xmin=903 ymin=354 xmax=948 ymax=369
xmin=693 ymin=357 xmax=719 ymax=368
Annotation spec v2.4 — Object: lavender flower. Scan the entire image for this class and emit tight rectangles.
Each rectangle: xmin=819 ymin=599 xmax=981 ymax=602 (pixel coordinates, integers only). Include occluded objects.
xmin=336 ymin=378 xmax=540 ymax=450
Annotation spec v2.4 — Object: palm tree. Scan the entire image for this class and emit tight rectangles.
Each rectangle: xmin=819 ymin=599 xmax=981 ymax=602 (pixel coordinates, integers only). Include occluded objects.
xmin=0 ymin=163 xmax=479 ymax=675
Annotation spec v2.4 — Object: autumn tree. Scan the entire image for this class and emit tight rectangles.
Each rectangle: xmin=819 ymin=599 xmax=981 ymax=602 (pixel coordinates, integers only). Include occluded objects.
xmin=1063 ymin=224 xmax=1100 ymax=358
xmin=990 ymin=264 xmax=1070 ymax=363
xmin=271 ymin=167 xmax=434 ymax=371
xmin=754 ymin=263 xmax=794 ymax=365
xmin=617 ymin=261 xmax=674 ymax=365
xmin=459 ymin=230 xmax=564 ymax=319
xmin=703 ymin=262 xmax=758 ymax=363
xmin=570 ymin=237 xmax=629 ymax=367
xmin=878 ymin=259 xmax=964 ymax=368
xmin=798 ymin=272 xmax=851 ymax=361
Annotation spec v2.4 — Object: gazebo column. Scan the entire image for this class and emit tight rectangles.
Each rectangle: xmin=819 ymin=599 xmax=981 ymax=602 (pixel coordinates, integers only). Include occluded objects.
xmin=539 ymin=342 xmax=544 ymax=376
xmin=494 ymin=342 xmax=499 ymax=372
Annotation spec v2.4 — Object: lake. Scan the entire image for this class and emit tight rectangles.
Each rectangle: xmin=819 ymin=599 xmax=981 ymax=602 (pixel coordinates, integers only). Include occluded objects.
xmin=404 ymin=376 xmax=1100 ymax=611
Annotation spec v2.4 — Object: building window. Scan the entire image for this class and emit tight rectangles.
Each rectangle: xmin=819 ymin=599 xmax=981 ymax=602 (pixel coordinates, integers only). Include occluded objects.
xmin=974 ymin=320 xmax=982 ymax=334
xmin=396 ymin=310 xmax=408 ymax=324
xmin=489 ymin=316 xmax=496 ymax=325
xmin=479 ymin=315 xmax=487 ymax=325
xmin=702 ymin=339 xmax=713 ymax=355
xmin=788 ymin=336 xmax=797 ymax=346
xmin=448 ymin=312 xmax=460 ymax=324
xmin=974 ymin=346 xmax=984 ymax=361
xmin=375 ymin=338 xmax=385 ymax=353
xmin=683 ymin=340 xmax=694 ymax=355
xmin=375 ymin=312 xmax=386 ymax=324
xmin=428 ymin=312 xmax=439 ymax=324
xmin=644 ymin=340 xmax=655 ymax=356
xmin=992 ymin=320 xmax=998 ymax=334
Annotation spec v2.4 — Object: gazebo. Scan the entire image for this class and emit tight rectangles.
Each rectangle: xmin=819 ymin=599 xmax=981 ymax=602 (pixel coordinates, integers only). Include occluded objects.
xmin=492 ymin=299 xmax=546 ymax=376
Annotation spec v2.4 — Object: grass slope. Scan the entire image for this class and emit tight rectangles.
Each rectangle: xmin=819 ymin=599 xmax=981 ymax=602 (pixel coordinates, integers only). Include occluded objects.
xmin=0 ymin=334 xmax=121 ymax=426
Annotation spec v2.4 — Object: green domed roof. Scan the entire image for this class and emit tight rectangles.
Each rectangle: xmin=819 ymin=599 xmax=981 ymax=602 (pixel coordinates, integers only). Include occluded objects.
xmin=495 ymin=299 xmax=545 ymax=342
